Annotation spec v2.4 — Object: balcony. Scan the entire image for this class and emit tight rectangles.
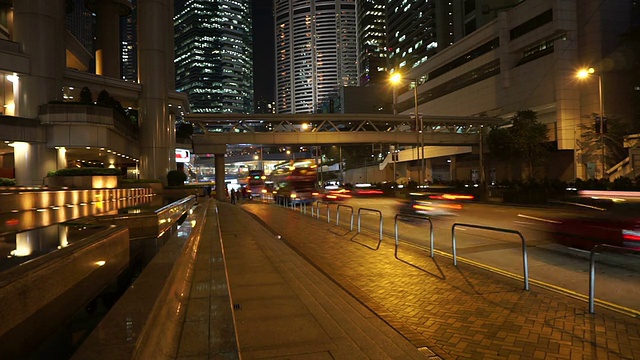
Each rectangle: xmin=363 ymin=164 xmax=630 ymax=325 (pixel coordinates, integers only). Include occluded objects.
xmin=38 ymin=103 xmax=139 ymax=140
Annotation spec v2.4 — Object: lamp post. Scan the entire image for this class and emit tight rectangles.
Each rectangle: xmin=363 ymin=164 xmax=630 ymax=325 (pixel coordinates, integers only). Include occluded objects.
xmin=577 ymin=67 xmax=605 ymax=178
xmin=390 ymin=75 xmax=398 ymax=184
xmin=414 ymin=81 xmax=424 ymax=185
xmin=390 ymin=72 xmax=422 ymax=184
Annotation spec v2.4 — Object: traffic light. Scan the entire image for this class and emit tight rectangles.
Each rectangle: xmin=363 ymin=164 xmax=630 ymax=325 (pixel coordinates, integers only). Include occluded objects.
xmin=594 ymin=116 xmax=607 ymax=133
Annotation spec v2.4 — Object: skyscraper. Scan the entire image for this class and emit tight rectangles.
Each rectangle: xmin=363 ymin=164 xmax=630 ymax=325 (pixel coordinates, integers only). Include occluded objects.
xmin=120 ymin=0 xmax=137 ymax=82
xmin=356 ymin=0 xmax=387 ymax=86
xmin=174 ymin=0 xmax=254 ymax=114
xmin=386 ymin=0 xmax=523 ymax=72
xmin=275 ymin=0 xmax=358 ymax=114
xmin=386 ymin=0 xmax=452 ymax=71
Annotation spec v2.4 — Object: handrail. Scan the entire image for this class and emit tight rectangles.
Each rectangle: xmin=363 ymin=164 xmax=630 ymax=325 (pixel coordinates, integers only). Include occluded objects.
xmin=452 ymin=223 xmax=530 ymax=290
xmin=589 ymin=244 xmax=639 ymax=313
xmin=336 ymin=204 xmax=354 ymax=231
xmin=357 ymin=207 xmax=383 ymax=250
xmin=394 ymin=214 xmax=434 ymax=258
xmin=314 ymin=201 xmax=331 ymax=223
xmin=154 ymin=194 xmax=196 ymax=214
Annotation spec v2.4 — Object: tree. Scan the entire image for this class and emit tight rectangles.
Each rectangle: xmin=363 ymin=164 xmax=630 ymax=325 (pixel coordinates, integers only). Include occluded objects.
xmin=487 ymin=110 xmax=549 ymax=180
xmin=487 ymin=126 xmax=516 ymax=180
xmin=80 ymin=87 xmax=93 ymax=104
xmin=578 ymin=112 xmax=640 ymax=173
xmin=511 ymin=110 xmax=549 ymax=179
xmin=176 ymin=122 xmax=194 ymax=139
xmin=96 ymin=90 xmax=110 ymax=107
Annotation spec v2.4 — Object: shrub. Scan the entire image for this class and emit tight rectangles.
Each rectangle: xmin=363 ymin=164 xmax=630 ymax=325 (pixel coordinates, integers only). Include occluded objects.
xmin=120 ymin=178 xmax=162 ymax=184
xmin=0 ymin=177 xmax=15 ymax=186
xmin=48 ymin=167 xmax=122 ymax=176
xmin=167 ymin=170 xmax=187 ymax=186
xmin=80 ymin=87 xmax=93 ymax=104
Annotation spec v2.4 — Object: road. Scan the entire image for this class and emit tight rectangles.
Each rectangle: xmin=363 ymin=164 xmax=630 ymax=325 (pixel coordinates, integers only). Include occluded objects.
xmin=295 ymin=196 xmax=640 ymax=313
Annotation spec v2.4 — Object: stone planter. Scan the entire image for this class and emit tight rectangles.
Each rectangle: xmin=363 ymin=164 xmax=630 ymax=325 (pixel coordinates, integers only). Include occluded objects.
xmin=44 ymin=175 xmax=119 ymax=189
xmin=120 ymin=181 xmax=164 ymax=194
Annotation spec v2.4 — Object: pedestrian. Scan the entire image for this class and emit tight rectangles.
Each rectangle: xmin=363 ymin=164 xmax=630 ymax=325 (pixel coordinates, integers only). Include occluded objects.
xmin=230 ymin=188 xmax=237 ymax=204
xmin=241 ymin=186 xmax=248 ymax=200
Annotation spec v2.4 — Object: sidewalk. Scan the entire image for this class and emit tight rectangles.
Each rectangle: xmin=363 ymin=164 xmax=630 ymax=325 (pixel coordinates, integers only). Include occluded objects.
xmin=216 ymin=202 xmax=435 ymax=359
xmin=226 ymin=202 xmax=640 ymax=360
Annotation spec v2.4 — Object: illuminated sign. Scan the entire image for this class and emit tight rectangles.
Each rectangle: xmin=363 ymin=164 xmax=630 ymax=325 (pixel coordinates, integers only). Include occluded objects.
xmin=176 ymin=149 xmax=190 ymax=163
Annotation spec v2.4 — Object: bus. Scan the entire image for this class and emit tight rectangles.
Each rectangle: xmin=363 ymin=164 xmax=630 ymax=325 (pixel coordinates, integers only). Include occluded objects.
xmin=271 ymin=159 xmax=318 ymax=205
xmin=246 ymin=169 xmax=266 ymax=199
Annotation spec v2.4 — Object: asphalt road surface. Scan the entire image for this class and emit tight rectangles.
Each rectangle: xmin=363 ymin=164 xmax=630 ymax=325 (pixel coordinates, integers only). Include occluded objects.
xmin=301 ymin=196 xmax=640 ymax=313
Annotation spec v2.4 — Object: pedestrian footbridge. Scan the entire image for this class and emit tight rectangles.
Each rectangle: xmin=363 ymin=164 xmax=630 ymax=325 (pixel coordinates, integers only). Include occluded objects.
xmin=187 ymin=113 xmax=505 ymax=153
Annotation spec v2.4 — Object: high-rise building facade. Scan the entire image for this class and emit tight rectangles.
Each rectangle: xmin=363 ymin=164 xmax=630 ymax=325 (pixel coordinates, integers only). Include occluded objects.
xmin=390 ymin=0 xmax=637 ymax=181
xmin=174 ymin=0 xmax=254 ymax=113
xmin=386 ymin=0 xmax=522 ymax=73
xmin=356 ymin=0 xmax=387 ymax=86
xmin=121 ymin=0 xmax=137 ymax=82
xmin=386 ymin=0 xmax=451 ymax=72
xmin=275 ymin=0 xmax=358 ymax=114
xmin=65 ymin=0 xmax=95 ymax=73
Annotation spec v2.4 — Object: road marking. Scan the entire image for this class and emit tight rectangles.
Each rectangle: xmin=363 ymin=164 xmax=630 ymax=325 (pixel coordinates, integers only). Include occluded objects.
xmin=517 ymin=214 xmax=561 ymax=224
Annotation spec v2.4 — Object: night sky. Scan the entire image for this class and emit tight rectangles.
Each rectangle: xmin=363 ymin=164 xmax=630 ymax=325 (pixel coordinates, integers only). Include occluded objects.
xmin=252 ymin=0 xmax=275 ymax=107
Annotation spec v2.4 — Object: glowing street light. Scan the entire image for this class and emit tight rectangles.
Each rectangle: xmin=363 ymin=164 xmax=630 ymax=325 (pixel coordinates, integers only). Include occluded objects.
xmin=389 ymin=72 xmax=424 ymax=184
xmin=576 ymin=67 xmax=605 ymax=178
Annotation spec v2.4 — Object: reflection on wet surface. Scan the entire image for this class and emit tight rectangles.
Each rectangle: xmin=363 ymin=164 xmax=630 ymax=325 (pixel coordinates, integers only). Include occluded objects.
xmin=0 ymin=194 xmax=162 ymax=273
xmin=0 ymin=191 xmax=197 ymax=359
xmin=0 ymin=224 xmax=111 ymax=272
xmin=0 ymin=195 xmax=158 ymax=234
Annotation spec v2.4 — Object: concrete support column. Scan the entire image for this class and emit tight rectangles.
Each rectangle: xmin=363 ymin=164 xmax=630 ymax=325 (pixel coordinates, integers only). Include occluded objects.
xmin=14 ymin=142 xmax=56 ymax=186
xmin=13 ymin=0 xmax=66 ymax=118
xmin=138 ymin=0 xmax=172 ymax=183
xmin=87 ymin=0 xmax=132 ymax=78
xmin=425 ymin=159 xmax=433 ymax=183
xmin=215 ymin=154 xmax=227 ymax=201
xmin=449 ymin=156 xmax=457 ymax=181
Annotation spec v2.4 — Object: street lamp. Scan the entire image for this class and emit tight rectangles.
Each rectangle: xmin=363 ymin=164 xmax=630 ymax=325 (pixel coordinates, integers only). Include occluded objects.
xmin=389 ymin=72 xmax=423 ymax=184
xmin=576 ymin=67 xmax=605 ymax=178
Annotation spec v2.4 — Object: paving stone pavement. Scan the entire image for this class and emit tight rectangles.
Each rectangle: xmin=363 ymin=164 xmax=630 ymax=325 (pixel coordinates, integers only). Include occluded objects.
xmin=216 ymin=202 xmax=436 ymax=359
xmin=236 ymin=202 xmax=640 ymax=360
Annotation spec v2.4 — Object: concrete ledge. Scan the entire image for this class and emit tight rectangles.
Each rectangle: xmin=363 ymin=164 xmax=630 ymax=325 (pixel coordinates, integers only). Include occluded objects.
xmin=0 ymin=225 xmax=130 ymax=358
xmin=84 ymin=195 xmax=197 ymax=240
xmin=0 ymin=188 xmax=154 ymax=214
xmin=44 ymin=175 xmax=119 ymax=189
xmin=72 ymin=200 xmax=207 ymax=359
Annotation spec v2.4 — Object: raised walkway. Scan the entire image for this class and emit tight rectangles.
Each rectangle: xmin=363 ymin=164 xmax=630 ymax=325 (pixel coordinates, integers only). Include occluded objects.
xmin=195 ymin=200 xmax=640 ymax=359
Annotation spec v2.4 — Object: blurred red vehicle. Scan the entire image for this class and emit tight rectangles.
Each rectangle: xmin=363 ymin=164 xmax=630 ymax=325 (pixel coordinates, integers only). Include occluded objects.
xmin=397 ymin=191 xmax=473 ymax=217
xmin=317 ymin=187 xmax=352 ymax=202
xmin=351 ymin=184 xmax=384 ymax=197
xmin=520 ymin=194 xmax=640 ymax=251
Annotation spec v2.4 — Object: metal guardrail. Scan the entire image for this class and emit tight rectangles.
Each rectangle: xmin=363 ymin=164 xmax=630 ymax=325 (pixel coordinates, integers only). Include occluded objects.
xmin=313 ymin=201 xmax=331 ymax=223
xmin=589 ymin=244 xmax=639 ymax=313
xmin=394 ymin=214 xmax=434 ymax=258
xmin=291 ymin=200 xmax=308 ymax=214
xmin=336 ymin=204 xmax=354 ymax=231
xmin=452 ymin=223 xmax=530 ymax=290
xmin=357 ymin=208 xmax=383 ymax=250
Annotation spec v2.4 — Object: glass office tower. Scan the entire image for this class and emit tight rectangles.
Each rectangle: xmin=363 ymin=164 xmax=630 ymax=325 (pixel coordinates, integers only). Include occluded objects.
xmin=175 ymin=0 xmax=254 ymax=113
xmin=356 ymin=0 xmax=387 ymax=86
xmin=275 ymin=0 xmax=358 ymax=114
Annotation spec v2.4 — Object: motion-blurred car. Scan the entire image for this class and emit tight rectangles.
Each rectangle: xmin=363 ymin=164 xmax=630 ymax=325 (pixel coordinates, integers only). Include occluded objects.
xmin=317 ymin=187 xmax=352 ymax=202
xmin=520 ymin=194 xmax=640 ymax=251
xmin=351 ymin=184 xmax=384 ymax=197
xmin=397 ymin=192 xmax=473 ymax=217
